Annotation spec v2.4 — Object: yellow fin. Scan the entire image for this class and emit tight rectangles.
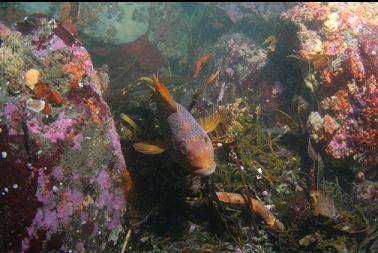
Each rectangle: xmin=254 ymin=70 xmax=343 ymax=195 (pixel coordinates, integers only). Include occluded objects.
xmin=263 ymin=35 xmax=278 ymax=52
xmin=152 ymin=74 xmax=177 ymax=112
xmin=133 ymin=140 xmax=167 ymax=154
xmin=205 ymin=68 xmax=221 ymax=86
xmin=120 ymin=113 xmax=138 ymax=130
xmin=137 ymin=77 xmax=153 ymax=84
xmin=198 ymin=113 xmax=221 ymax=133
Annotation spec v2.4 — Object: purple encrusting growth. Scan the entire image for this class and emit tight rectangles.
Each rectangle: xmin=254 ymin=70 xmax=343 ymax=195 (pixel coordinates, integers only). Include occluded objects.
xmin=50 ymin=35 xmax=66 ymax=50
xmin=21 ymin=238 xmax=30 ymax=252
xmin=4 ymin=102 xmax=17 ymax=117
xmin=75 ymin=242 xmax=85 ymax=252
xmin=105 ymin=209 xmax=121 ymax=230
xmin=108 ymin=121 xmax=127 ymax=170
xmin=25 ymin=170 xmax=87 ymax=244
xmin=27 ymin=118 xmax=42 ymax=134
xmin=66 ymin=189 xmax=84 ymax=206
xmin=31 ymin=46 xmax=49 ymax=58
xmin=72 ymin=132 xmax=83 ymax=150
xmin=3 ymin=101 xmax=20 ymax=136
xmin=96 ymin=169 xmax=126 ymax=230
xmin=1 ymin=15 xmax=130 ymax=252
xmin=83 ymin=59 xmax=93 ymax=75
xmin=43 ymin=112 xmax=74 ymax=143
xmin=81 ymin=211 xmax=89 ymax=224
xmin=52 ymin=165 xmax=64 ymax=180
xmin=97 ymin=169 xmax=111 ymax=191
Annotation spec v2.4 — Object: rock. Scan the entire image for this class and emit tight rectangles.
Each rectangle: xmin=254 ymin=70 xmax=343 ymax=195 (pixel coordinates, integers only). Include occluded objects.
xmin=78 ymin=3 xmax=150 ymax=45
xmin=0 ymin=15 xmax=131 ymax=252
xmin=189 ymin=33 xmax=269 ymax=112
xmin=283 ymin=3 xmax=378 ymax=170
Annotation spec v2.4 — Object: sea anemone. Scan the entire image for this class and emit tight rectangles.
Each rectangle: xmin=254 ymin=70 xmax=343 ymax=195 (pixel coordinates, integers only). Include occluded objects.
xmin=26 ymin=98 xmax=46 ymax=113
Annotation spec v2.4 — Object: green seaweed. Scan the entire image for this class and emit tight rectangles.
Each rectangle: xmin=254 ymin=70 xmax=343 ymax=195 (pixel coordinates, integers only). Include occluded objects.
xmin=0 ymin=33 xmax=27 ymax=93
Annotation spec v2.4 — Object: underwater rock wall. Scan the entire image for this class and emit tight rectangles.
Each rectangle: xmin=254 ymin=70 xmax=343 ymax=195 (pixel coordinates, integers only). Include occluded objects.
xmin=196 ymin=33 xmax=269 ymax=111
xmin=0 ymin=15 xmax=131 ymax=252
xmin=283 ymin=2 xmax=378 ymax=171
xmin=77 ymin=3 xmax=150 ymax=45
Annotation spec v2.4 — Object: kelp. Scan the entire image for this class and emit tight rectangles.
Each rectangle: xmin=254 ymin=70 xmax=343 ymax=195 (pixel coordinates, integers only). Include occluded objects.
xmin=235 ymin=112 xmax=290 ymax=188
xmin=208 ymin=99 xmax=299 ymax=248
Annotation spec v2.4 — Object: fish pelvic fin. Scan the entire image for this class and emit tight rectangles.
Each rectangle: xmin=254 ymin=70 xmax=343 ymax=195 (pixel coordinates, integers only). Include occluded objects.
xmin=120 ymin=113 xmax=139 ymax=130
xmin=133 ymin=140 xmax=167 ymax=155
xmin=197 ymin=112 xmax=221 ymax=133
xmin=152 ymin=74 xmax=178 ymax=112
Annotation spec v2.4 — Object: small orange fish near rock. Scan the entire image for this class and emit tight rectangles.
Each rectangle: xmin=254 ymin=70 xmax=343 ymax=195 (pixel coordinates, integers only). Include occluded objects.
xmin=193 ymin=54 xmax=210 ymax=78
xmin=205 ymin=68 xmax=221 ymax=86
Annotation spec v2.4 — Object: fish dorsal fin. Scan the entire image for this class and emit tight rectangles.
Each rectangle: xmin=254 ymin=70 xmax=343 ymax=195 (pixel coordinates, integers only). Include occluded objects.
xmin=197 ymin=113 xmax=221 ymax=133
xmin=133 ymin=140 xmax=167 ymax=155
xmin=152 ymin=74 xmax=178 ymax=112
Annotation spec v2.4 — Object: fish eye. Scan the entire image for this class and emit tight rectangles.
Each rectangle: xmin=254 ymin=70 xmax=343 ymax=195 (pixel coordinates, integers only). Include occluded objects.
xmin=179 ymin=142 xmax=188 ymax=155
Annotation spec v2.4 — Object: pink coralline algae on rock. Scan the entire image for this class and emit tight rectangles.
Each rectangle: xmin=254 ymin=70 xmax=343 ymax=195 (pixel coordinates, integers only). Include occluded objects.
xmin=0 ymin=15 xmax=131 ymax=252
xmin=283 ymin=3 xmax=378 ymax=169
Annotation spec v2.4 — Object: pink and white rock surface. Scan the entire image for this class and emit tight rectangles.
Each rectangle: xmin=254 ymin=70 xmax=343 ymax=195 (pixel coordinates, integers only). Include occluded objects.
xmin=0 ymin=14 xmax=131 ymax=253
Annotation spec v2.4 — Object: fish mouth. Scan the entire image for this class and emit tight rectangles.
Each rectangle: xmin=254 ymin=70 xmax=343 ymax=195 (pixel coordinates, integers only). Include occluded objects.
xmin=193 ymin=162 xmax=216 ymax=176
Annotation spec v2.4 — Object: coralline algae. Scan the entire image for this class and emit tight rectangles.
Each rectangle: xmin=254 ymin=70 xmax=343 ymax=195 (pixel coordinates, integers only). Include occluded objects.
xmin=0 ymin=15 xmax=131 ymax=252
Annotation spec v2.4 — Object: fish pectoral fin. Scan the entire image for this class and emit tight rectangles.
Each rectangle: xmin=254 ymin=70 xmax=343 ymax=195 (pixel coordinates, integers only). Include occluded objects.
xmin=133 ymin=140 xmax=167 ymax=154
xmin=197 ymin=112 xmax=221 ymax=133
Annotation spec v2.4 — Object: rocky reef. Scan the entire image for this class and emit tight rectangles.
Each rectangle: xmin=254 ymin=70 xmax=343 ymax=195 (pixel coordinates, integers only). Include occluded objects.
xmin=1 ymin=3 xmax=378 ymax=253
xmin=283 ymin=2 xmax=378 ymax=171
xmin=0 ymin=15 xmax=131 ymax=252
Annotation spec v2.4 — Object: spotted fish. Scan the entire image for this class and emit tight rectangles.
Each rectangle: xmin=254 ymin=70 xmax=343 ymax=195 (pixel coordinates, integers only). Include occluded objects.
xmin=133 ymin=74 xmax=219 ymax=176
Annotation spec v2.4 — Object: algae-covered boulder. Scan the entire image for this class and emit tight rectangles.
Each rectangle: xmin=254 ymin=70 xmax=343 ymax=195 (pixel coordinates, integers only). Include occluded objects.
xmin=189 ymin=33 xmax=269 ymax=112
xmin=0 ymin=15 xmax=131 ymax=252
xmin=282 ymin=3 xmax=378 ymax=170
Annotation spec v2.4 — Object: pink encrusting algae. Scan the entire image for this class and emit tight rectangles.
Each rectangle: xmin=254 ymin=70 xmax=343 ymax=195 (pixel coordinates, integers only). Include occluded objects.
xmin=285 ymin=3 xmax=378 ymax=168
xmin=0 ymin=15 xmax=131 ymax=252
xmin=42 ymin=112 xmax=74 ymax=143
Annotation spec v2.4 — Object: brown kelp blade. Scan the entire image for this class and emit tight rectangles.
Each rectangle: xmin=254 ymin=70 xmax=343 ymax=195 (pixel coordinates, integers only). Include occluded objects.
xmin=307 ymin=137 xmax=318 ymax=162
xmin=274 ymin=108 xmax=301 ymax=135
xmin=216 ymin=192 xmax=285 ymax=231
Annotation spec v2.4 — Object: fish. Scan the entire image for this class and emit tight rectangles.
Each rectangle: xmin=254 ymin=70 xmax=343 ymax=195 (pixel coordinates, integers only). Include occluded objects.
xmin=120 ymin=113 xmax=140 ymax=137
xmin=205 ymin=68 xmax=221 ymax=86
xmin=133 ymin=74 xmax=220 ymax=176
xmin=263 ymin=35 xmax=278 ymax=52
xmin=193 ymin=54 xmax=210 ymax=78
xmin=120 ymin=113 xmax=139 ymax=131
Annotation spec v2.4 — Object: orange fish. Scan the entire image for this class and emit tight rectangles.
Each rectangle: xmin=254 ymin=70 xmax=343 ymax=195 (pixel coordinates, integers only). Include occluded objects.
xmin=205 ymin=68 xmax=221 ymax=86
xmin=133 ymin=74 xmax=220 ymax=176
xmin=193 ymin=54 xmax=210 ymax=79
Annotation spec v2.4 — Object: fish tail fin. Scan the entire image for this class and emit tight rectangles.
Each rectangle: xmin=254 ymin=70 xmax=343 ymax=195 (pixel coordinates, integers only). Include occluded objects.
xmin=152 ymin=74 xmax=178 ymax=112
